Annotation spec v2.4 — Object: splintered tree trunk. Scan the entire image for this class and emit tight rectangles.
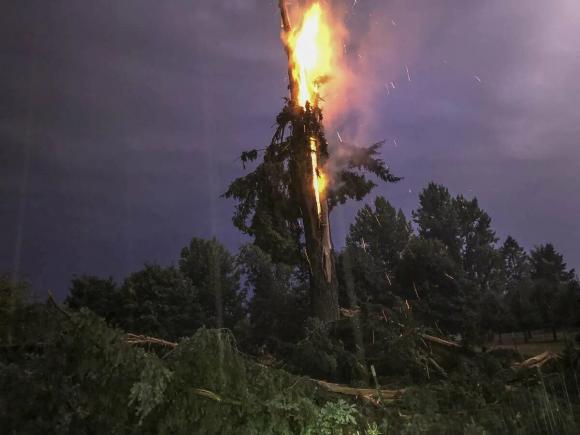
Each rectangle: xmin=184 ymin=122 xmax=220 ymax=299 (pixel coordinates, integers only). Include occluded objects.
xmin=280 ymin=0 xmax=339 ymax=321
xmin=290 ymin=127 xmax=339 ymax=321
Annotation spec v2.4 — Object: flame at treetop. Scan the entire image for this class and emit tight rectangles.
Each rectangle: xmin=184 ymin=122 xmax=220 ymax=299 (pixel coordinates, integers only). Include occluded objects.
xmin=287 ymin=2 xmax=333 ymax=108
xmin=285 ymin=2 xmax=334 ymax=217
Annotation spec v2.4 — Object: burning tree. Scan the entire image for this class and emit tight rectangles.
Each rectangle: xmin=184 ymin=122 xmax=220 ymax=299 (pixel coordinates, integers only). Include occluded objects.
xmin=225 ymin=1 xmax=399 ymax=321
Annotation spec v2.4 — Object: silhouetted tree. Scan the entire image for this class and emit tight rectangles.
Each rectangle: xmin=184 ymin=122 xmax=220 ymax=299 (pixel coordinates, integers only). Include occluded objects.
xmin=500 ymin=236 xmax=538 ymax=341
xmin=237 ymin=244 xmax=308 ymax=345
xmin=397 ymin=237 xmax=472 ymax=335
xmin=179 ymin=237 xmax=245 ymax=329
xmin=413 ymin=183 xmax=460 ymax=258
xmin=343 ymin=196 xmax=411 ymax=305
xmin=67 ymin=275 xmax=120 ymax=321
xmin=530 ymin=243 xmax=575 ymax=340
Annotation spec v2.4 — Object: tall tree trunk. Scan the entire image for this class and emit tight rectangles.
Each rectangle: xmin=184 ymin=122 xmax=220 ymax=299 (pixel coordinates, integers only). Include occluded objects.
xmin=290 ymin=126 xmax=339 ymax=321
xmin=280 ymin=0 xmax=339 ymax=322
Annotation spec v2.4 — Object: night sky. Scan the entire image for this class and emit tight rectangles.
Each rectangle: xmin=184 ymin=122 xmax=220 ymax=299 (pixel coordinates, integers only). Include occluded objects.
xmin=2 ymin=0 xmax=579 ymax=299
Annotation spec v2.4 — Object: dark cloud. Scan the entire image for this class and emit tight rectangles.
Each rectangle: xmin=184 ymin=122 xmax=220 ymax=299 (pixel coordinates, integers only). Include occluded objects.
xmin=1 ymin=0 xmax=579 ymax=298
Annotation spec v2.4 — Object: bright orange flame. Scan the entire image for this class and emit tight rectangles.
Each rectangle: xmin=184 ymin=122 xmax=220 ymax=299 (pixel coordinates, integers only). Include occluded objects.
xmin=288 ymin=3 xmax=333 ymax=107
xmin=309 ymin=137 xmax=323 ymax=216
xmin=287 ymin=3 xmax=334 ymax=218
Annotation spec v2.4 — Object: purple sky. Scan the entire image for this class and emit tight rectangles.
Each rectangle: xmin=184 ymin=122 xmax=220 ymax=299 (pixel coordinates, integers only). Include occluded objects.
xmin=1 ymin=0 xmax=579 ymax=298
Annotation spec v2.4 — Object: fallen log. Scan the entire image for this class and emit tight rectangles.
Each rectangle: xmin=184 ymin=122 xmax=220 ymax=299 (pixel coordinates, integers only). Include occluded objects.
xmin=314 ymin=379 xmax=404 ymax=404
xmin=126 ymin=333 xmax=177 ymax=348
xmin=421 ymin=333 xmax=461 ymax=349
xmin=511 ymin=351 xmax=560 ymax=370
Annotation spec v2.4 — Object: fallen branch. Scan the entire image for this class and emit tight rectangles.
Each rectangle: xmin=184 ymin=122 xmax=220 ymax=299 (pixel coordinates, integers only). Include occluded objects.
xmin=126 ymin=333 xmax=177 ymax=348
xmin=314 ymin=379 xmax=404 ymax=404
xmin=120 ymin=329 xmax=407 ymax=405
xmin=339 ymin=307 xmax=461 ymax=350
xmin=512 ymin=351 xmax=560 ymax=370
xmin=421 ymin=333 xmax=461 ymax=349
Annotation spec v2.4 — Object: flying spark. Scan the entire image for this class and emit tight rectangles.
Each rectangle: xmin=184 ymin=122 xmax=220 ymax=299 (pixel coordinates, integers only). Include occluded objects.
xmin=336 ymin=130 xmax=343 ymax=142
xmin=405 ymin=65 xmax=411 ymax=82
xmin=474 ymin=75 xmax=482 ymax=83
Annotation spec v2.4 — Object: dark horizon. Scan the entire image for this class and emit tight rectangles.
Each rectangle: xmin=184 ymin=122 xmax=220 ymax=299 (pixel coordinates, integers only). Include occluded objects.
xmin=2 ymin=0 xmax=579 ymax=299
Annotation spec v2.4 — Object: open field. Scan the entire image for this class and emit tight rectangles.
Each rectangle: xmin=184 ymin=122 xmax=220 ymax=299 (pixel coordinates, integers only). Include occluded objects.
xmin=491 ymin=330 xmax=579 ymax=357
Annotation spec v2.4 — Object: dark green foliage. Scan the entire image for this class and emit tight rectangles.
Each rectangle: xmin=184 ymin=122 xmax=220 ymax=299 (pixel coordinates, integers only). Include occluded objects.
xmin=397 ymin=237 xmax=471 ymax=335
xmin=0 ymin=306 xmax=368 ymax=434
xmin=289 ymin=318 xmax=369 ymax=384
xmin=342 ymin=196 xmax=411 ymax=306
xmin=327 ymin=142 xmax=401 ymax=208
xmin=120 ymin=264 xmax=206 ymax=339
xmin=67 ymin=266 xmax=204 ymax=341
xmin=66 ymin=238 xmax=246 ymax=340
xmin=413 ymin=184 xmax=500 ymax=289
xmin=0 ymin=275 xmax=30 ymax=345
xmin=454 ymin=195 xmax=499 ymax=288
xmin=237 ymin=244 xmax=309 ymax=344
xmin=179 ymin=237 xmax=246 ymax=329
xmin=67 ymin=275 xmax=121 ymax=322
xmin=501 ymin=237 xmax=539 ymax=338
xmin=413 ymin=183 xmax=461 ymax=257
xmin=223 ymin=105 xmax=399 ymax=267
xmin=530 ymin=244 xmax=578 ymax=338
xmin=5 ymin=179 xmax=580 ymax=433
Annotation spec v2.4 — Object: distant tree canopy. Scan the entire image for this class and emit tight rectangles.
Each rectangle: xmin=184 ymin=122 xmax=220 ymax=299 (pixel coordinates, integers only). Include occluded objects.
xmin=337 ymin=184 xmax=580 ymax=343
xmin=63 ymin=182 xmax=579 ymax=348
xmin=3 ymin=179 xmax=580 ymax=435
xmin=66 ymin=238 xmax=246 ymax=341
xmin=237 ymin=244 xmax=308 ymax=344
xmin=179 ymin=237 xmax=245 ymax=329
xmin=340 ymin=196 xmax=411 ymax=306
xmin=529 ymin=243 xmax=577 ymax=339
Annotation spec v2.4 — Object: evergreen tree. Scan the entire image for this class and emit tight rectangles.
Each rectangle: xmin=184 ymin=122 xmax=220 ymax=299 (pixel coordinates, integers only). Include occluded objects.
xmin=501 ymin=236 xmax=530 ymax=290
xmin=413 ymin=183 xmax=460 ymax=258
xmin=179 ymin=237 xmax=245 ymax=329
xmin=67 ymin=275 xmax=121 ymax=322
xmin=397 ymin=237 xmax=472 ymax=335
xmin=344 ymin=196 xmax=411 ymax=305
xmin=454 ymin=195 xmax=499 ymax=289
xmin=499 ymin=236 xmax=538 ymax=341
xmin=530 ymin=243 xmax=575 ymax=340
xmin=119 ymin=264 xmax=203 ymax=340
xmin=413 ymin=184 xmax=501 ymax=340
xmin=224 ymin=132 xmax=399 ymax=322
xmin=413 ymin=184 xmax=499 ymax=287
xmin=0 ymin=275 xmax=29 ymax=345
xmin=237 ymin=244 xmax=308 ymax=344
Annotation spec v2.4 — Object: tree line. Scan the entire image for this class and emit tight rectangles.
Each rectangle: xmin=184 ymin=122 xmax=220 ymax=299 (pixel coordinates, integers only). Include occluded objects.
xmin=59 ymin=182 xmax=579 ymax=349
